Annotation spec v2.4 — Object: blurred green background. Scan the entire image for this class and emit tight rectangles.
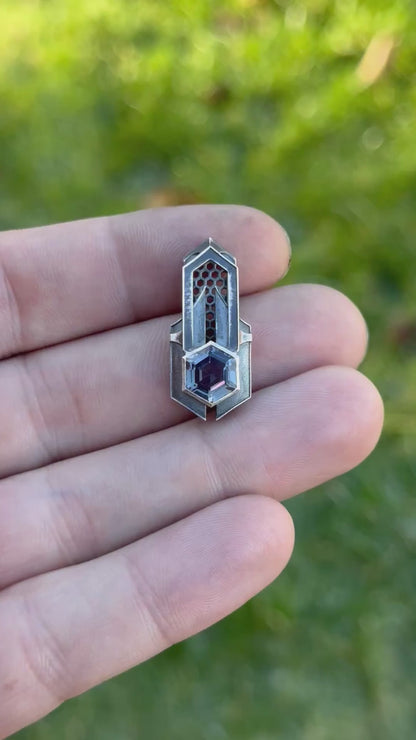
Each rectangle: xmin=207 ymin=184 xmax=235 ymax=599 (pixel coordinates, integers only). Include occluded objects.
xmin=2 ymin=0 xmax=415 ymax=738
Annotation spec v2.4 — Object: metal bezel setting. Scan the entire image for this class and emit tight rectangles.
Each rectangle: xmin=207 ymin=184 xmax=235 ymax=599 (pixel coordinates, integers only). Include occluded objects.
xmin=170 ymin=238 xmax=252 ymax=420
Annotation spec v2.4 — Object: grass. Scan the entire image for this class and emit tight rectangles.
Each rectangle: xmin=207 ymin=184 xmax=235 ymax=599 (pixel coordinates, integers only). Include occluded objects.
xmin=1 ymin=0 xmax=415 ymax=737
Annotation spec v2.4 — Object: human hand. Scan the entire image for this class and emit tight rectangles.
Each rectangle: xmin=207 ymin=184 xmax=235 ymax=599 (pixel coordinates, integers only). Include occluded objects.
xmin=0 ymin=205 xmax=383 ymax=737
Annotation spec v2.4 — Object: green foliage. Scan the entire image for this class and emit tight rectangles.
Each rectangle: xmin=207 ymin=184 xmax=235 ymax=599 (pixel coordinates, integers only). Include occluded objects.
xmin=2 ymin=0 xmax=415 ymax=738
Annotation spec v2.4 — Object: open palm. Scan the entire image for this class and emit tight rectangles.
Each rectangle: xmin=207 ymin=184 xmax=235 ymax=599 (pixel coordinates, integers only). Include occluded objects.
xmin=0 ymin=205 xmax=383 ymax=737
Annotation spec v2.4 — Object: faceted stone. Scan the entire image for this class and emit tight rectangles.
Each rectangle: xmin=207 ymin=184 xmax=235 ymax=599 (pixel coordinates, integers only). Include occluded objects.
xmin=185 ymin=343 xmax=238 ymax=405
xmin=195 ymin=355 xmax=225 ymax=393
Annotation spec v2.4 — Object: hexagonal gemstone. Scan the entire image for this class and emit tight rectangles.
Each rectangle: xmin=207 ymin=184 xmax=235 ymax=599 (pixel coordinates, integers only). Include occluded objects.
xmin=195 ymin=355 xmax=226 ymax=393
xmin=185 ymin=344 xmax=238 ymax=405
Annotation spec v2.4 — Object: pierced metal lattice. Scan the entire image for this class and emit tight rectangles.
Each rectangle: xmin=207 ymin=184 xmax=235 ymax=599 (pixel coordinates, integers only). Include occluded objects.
xmin=192 ymin=261 xmax=228 ymax=342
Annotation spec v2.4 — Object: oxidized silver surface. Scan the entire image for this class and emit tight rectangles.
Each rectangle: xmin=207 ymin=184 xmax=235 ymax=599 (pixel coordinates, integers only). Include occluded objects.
xmin=170 ymin=238 xmax=252 ymax=420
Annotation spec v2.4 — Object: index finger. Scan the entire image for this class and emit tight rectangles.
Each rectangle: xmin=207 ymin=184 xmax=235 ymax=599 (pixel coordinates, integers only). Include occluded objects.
xmin=0 ymin=204 xmax=290 ymax=358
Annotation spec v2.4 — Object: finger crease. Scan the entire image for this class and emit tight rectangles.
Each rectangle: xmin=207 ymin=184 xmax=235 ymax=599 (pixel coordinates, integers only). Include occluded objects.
xmin=44 ymin=468 xmax=100 ymax=566
xmin=18 ymin=357 xmax=58 ymax=465
xmin=0 ymin=258 xmax=24 ymax=355
xmin=18 ymin=591 xmax=69 ymax=706
xmin=122 ymin=551 xmax=175 ymax=650
xmin=106 ymin=218 xmax=138 ymax=324
xmin=197 ymin=423 xmax=230 ymax=500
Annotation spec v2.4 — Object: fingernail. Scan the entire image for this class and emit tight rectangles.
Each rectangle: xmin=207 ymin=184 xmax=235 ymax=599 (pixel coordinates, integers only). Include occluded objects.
xmin=281 ymin=226 xmax=292 ymax=278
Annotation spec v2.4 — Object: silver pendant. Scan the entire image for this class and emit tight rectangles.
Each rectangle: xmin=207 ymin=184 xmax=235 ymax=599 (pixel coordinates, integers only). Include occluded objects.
xmin=170 ymin=238 xmax=252 ymax=420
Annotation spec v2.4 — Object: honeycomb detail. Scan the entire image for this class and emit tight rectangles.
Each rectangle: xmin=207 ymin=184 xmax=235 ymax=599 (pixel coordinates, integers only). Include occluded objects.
xmin=192 ymin=261 xmax=228 ymax=342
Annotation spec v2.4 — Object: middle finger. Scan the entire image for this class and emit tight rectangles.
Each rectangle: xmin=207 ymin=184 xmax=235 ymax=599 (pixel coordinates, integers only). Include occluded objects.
xmin=0 ymin=284 xmax=367 ymax=478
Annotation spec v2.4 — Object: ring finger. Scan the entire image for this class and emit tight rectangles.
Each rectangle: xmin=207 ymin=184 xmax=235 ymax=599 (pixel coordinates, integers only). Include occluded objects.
xmin=0 ymin=364 xmax=383 ymax=588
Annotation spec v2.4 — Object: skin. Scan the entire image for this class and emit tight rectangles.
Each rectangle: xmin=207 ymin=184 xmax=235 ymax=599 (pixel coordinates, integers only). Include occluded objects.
xmin=0 ymin=205 xmax=384 ymax=737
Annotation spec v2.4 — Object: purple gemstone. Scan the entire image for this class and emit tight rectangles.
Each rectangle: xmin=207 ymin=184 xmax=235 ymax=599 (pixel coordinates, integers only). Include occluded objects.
xmin=195 ymin=355 xmax=226 ymax=393
xmin=185 ymin=344 xmax=237 ymax=404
